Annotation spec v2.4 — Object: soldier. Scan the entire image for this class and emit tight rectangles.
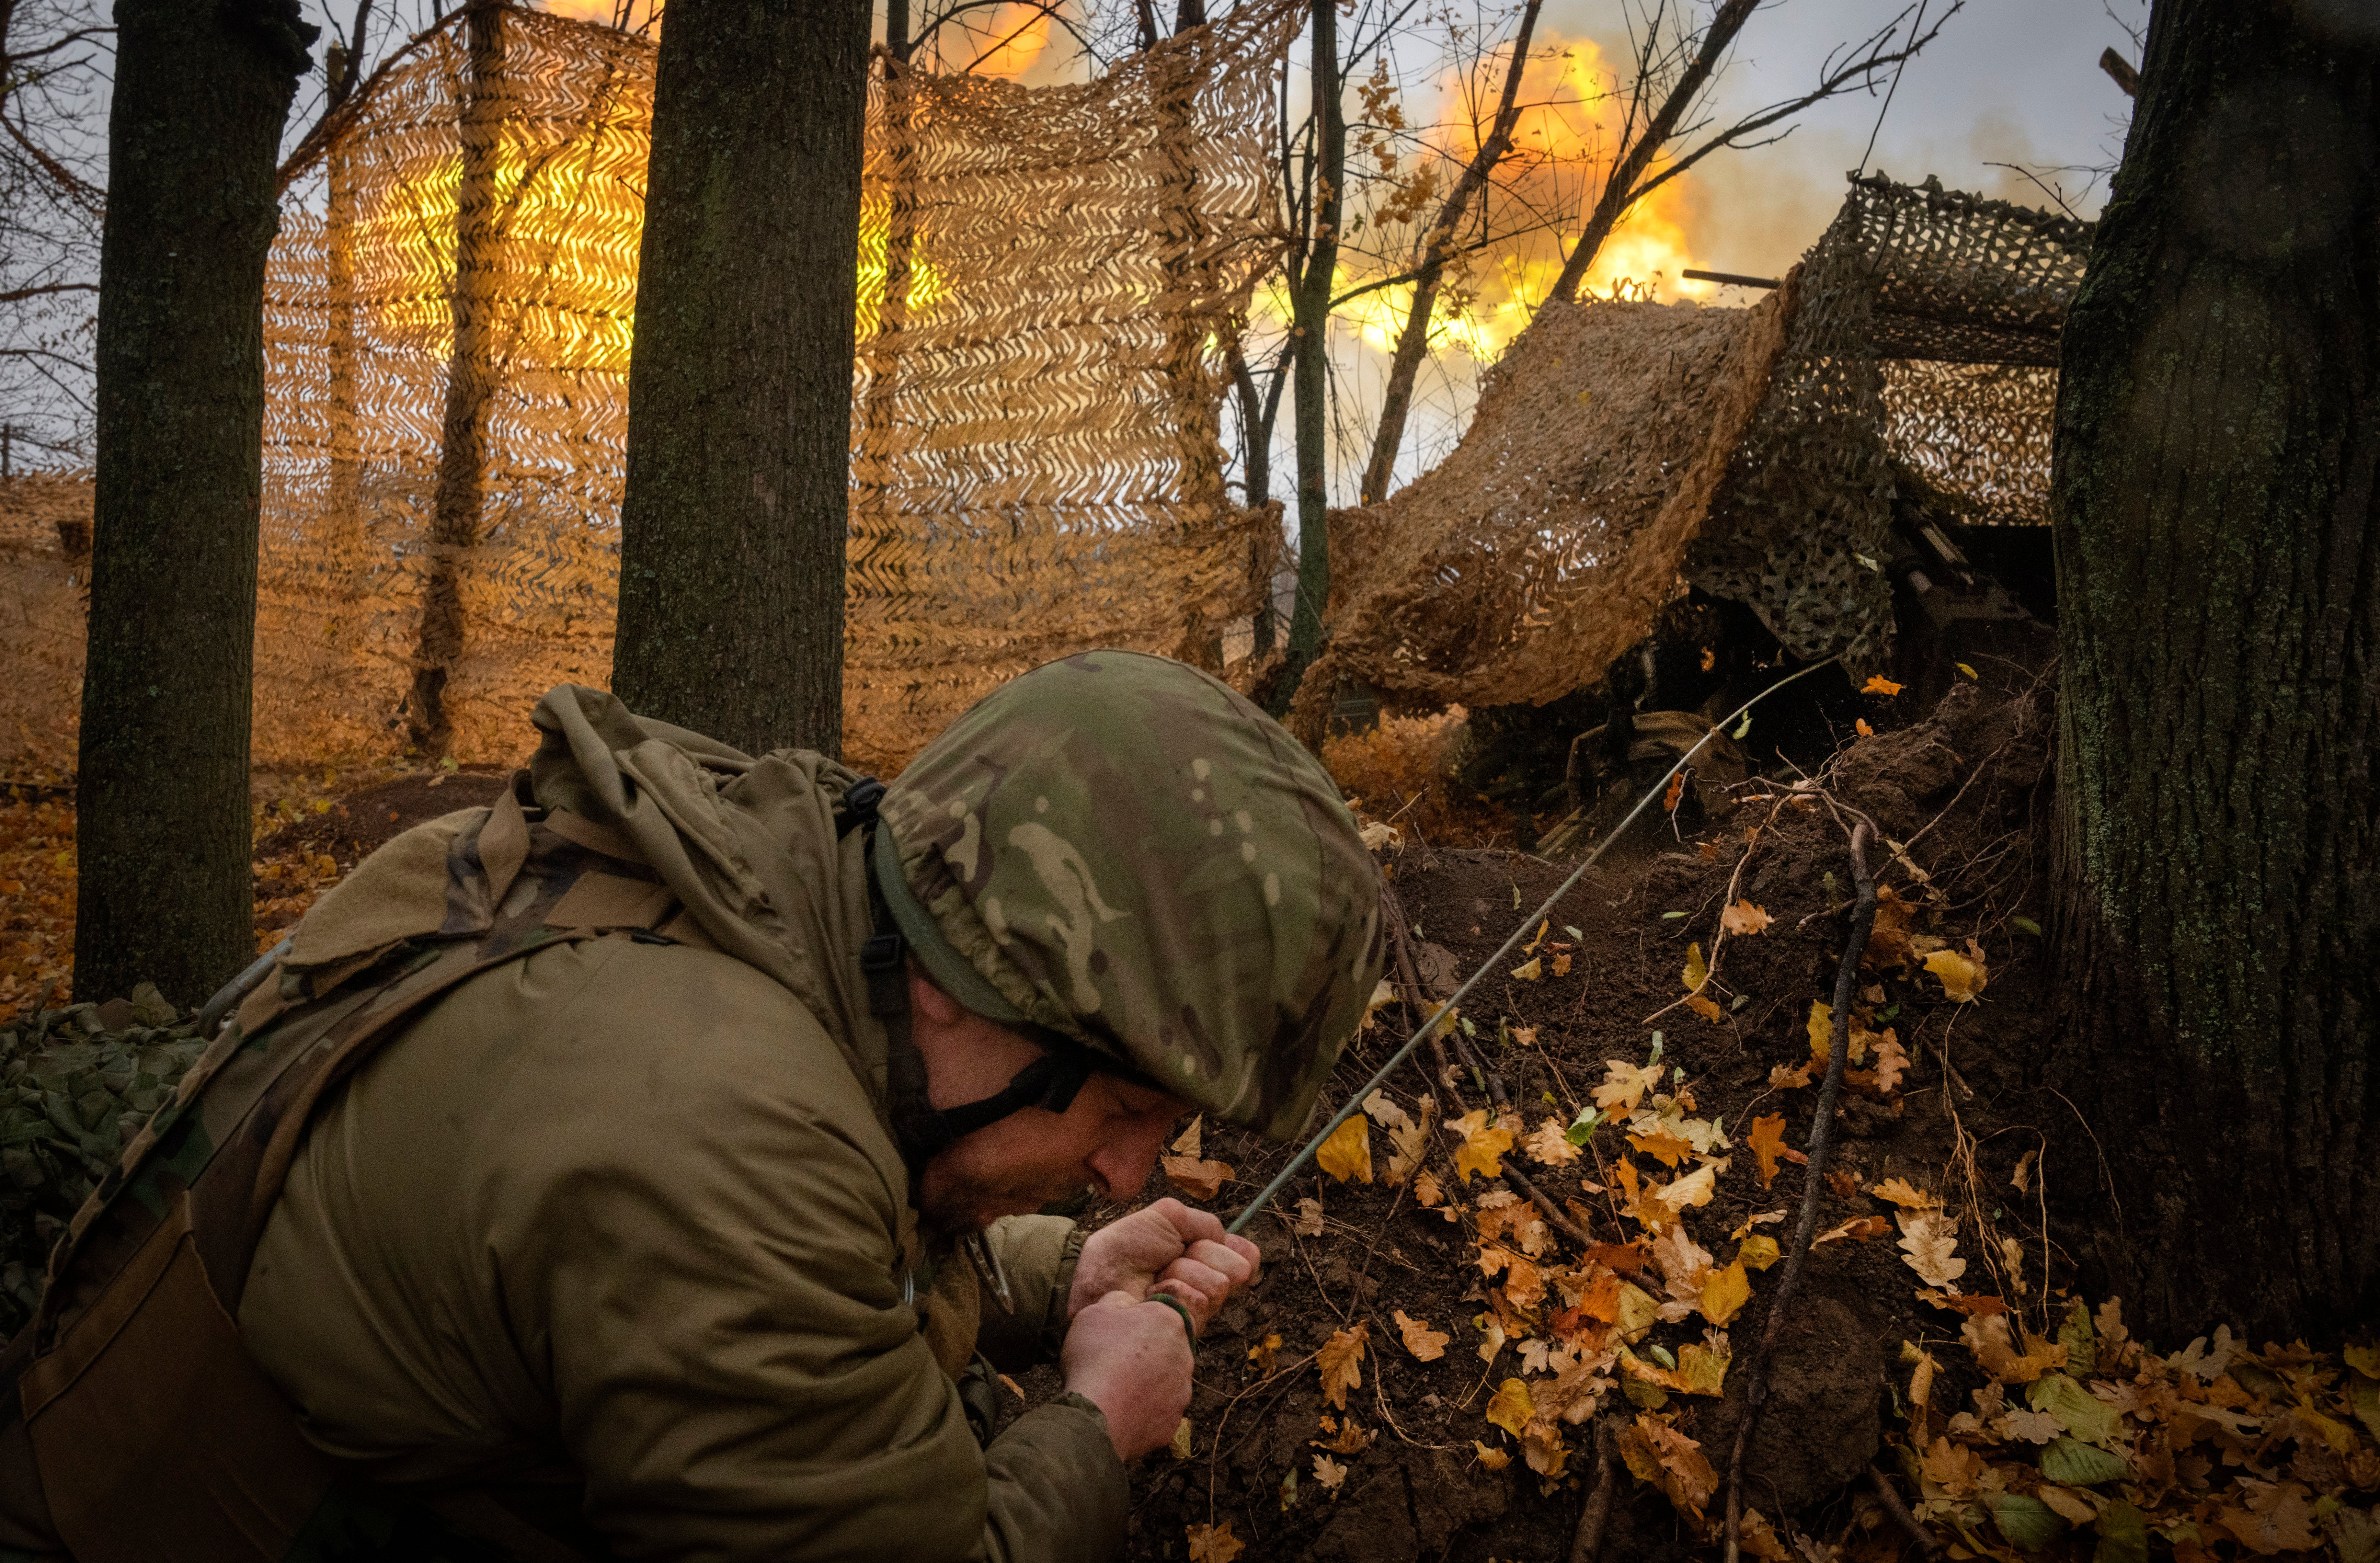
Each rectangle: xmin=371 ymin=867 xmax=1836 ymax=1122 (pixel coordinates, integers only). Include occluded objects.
xmin=0 ymin=650 xmax=1387 ymax=1562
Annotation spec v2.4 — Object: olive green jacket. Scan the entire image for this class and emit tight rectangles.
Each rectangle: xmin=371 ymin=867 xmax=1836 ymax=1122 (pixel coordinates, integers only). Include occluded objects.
xmin=235 ymin=690 xmax=1127 ymax=1560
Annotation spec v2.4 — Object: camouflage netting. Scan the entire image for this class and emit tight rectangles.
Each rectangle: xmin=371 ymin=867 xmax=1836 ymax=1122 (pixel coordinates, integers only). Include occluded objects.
xmin=0 ymin=2 xmax=1291 ymax=778
xmin=0 ymin=987 xmax=205 ymax=1336
xmin=1686 ymin=174 xmax=2090 ymax=668
xmin=1294 ymin=282 xmax=1801 ymax=730
xmin=1310 ymin=174 xmax=2088 ymax=724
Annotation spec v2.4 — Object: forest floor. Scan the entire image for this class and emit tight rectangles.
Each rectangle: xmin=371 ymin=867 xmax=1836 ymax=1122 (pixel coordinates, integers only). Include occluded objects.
xmin=2 ymin=678 xmax=2375 ymax=1563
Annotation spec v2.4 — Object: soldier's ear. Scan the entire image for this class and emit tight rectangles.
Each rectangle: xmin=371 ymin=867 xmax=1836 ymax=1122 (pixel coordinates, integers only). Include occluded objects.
xmin=909 ymin=967 xmax=969 ymax=1028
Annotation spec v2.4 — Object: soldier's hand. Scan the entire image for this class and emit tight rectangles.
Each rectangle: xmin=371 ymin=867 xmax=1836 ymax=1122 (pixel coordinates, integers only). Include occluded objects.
xmin=1061 ymin=1289 xmax=1195 ymax=1462
xmin=1070 ymin=1197 xmax=1260 ymax=1334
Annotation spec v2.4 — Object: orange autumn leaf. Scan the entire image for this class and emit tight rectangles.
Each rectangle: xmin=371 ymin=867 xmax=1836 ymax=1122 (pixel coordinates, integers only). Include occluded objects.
xmin=1856 ymin=718 xmax=1875 ymax=737
xmin=1186 ymin=1521 xmax=1246 ymax=1562
xmin=1663 ymin=771 xmax=1685 ymax=812
xmin=1395 ymin=1310 xmax=1449 ymax=1362
xmin=1472 ymin=1440 xmax=1511 ymax=1470
xmin=1162 ymin=1155 xmax=1233 ymax=1201
xmin=1862 ymin=675 xmax=1904 ymax=696
xmin=1748 ymin=1113 xmax=1790 ymax=1189
xmin=1317 ymin=1322 xmax=1369 ymax=1409
xmin=1719 ymin=899 xmax=1772 ymax=936
xmin=1812 ymin=1214 xmax=1891 ymax=1246
xmin=1627 ymin=1127 xmax=1696 ymax=1168
xmin=1449 ymin=1109 xmax=1514 ymax=1182
xmin=1687 ymin=994 xmax=1724 ymax=1022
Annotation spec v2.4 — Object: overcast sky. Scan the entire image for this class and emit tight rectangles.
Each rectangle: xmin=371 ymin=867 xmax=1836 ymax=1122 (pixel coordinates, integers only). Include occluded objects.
xmin=1667 ymin=0 xmax=2144 ymax=278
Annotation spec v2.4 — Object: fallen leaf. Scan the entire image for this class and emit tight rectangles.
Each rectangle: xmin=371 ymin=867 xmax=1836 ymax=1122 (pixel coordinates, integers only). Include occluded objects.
xmin=2010 ymin=1148 xmax=2037 ymax=1193
xmin=1653 ymin=1160 xmax=1721 ymax=1215
xmin=1683 ymin=942 xmax=1709 ymax=993
xmin=1395 ymin=1310 xmax=1449 ymax=1362
xmin=1317 ymin=1323 xmax=1369 ymax=1409
xmin=1475 ymin=1312 xmax=1508 ymax=1364
xmin=1856 ymin=718 xmax=1875 ymax=737
xmin=1551 ymin=952 xmax=1572 ymax=976
xmin=1472 ymin=1440 xmax=1511 ymax=1470
xmin=1510 ymin=956 xmax=1543 ymax=981
xmin=1315 ymin=1114 xmax=1374 ymax=1184
xmin=1737 ymin=1235 xmax=1781 ymax=1271
xmin=1720 ymin=899 xmax=1772 ymax=937
xmin=1186 ymin=1520 xmax=1245 ymax=1562
xmin=1806 ymin=1000 xmax=1834 ymax=1061
xmin=1768 ymin=1060 xmax=1813 ymax=1089
xmin=1361 ymin=1091 xmax=1412 ymax=1131
xmin=1523 ymin=1118 xmax=1582 ymax=1166
xmin=1247 ymin=1332 xmax=1282 ymax=1374
xmin=1962 ymin=1313 xmax=2065 ymax=1383
xmin=999 ymin=1372 xmax=1026 ymax=1401
xmin=1615 ymin=1282 xmax=1661 ymax=1342
xmin=1485 ymin=1378 xmax=1535 ymax=1437
xmin=1162 ymin=1155 xmax=1234 ymax=1201
xmin=1863 ymin=675 xmax=1904 ymax=696
xmin=1895 ymin=1210 xmax=1967 ymax=1288
xmin=1311 ymin=1453 xmax=1346 ymax=1494
xmin=1171 ymin=1115 xmax=1204 ymax=1157
xmin=1871 ymin=1177 xmax=1939 ymax=1209
xmin=1310 ymin=1414 xmax=1372 ymax=1454
xmin=1510 ymin=1024 xmax=1538 ymax=1046
xmin=1521 ymin=1417 xmax=1571 ymax=1478
xmin=1701 ymin=1257 xmax=1751 ymax=1326
xmin=1812 ymin=1215 xmax=1890 ymax=1246
xmin=1687 ymin=994 xmax=1724 ymax=1022
xmin=1870 ymin=1031 xmax=1908 ymax=1092
xmin=1618 ymin=1412 xmax=1719 ymax=1520
xmin=1450 ymin=1109 xmax=1515 ymax=1182
xmin=1826 ymin=1168 xmax=1860 ymax=1198
xmin=1170 ymin=1417 xmax=1194 ymax=1459
xmin=1748 ymin=1114 xmax=1789 ymax=1188
xmin=1998 ymin=1408 xmax=2064 ymax=1444
xmin=1627 ymin=1126 xmax=1696 ymax=1169
xmin=1596 ymin=1060 xmax=1665 ymax=1115
xmin=1292 ymin=1198 xmax=1325 ymax=1237
xmin=1925 ymin=943 xmax=1988 ymax=1002
xmin=1664 ymin=772 xmax=1685 ymax=812
xmin=1414 ymin=1169 xmax=1447 ymax=1209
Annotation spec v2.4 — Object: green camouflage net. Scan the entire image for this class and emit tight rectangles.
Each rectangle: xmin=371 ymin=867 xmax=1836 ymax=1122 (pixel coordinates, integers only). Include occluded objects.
xmin=0 ymin=986 xmax=205 ymax=1336
xmin=1685 ymin=174 xmax=2090 ymax=668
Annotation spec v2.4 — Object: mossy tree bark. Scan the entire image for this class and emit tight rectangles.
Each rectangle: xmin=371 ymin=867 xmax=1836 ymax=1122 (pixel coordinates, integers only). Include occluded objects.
xmin=2048 ymin=0 xmax=2378 ymax=1341
xmin=72 ymin=0 xmax=315 ymax=1008
xmin=611 ymin=0 xmax=867 ymax=757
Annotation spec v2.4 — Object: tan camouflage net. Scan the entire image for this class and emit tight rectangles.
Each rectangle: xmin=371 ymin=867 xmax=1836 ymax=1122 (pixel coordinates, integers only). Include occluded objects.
xmin=1293 ymin=284 xmax=1800 ymax=730
xmin=0 ymin=2 xmax=1290 ymax=778
xmin=1685 ymin=174 xmax=2089 ymax=667
xmin=1304 ymin=173 xmax=2085 ymax=723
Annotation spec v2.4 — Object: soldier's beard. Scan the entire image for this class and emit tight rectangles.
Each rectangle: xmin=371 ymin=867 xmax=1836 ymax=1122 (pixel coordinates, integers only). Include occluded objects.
xmin=916 ymin=1147 xmax=1093 ymax=1240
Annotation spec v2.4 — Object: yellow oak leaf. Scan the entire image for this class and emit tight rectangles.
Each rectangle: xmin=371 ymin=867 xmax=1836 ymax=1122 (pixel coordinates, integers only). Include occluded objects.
xmin=1871 ymin=1177 xmax=1939 ymax=1209
xmin=1317 ymin=1322 xmax=1369 ymax=1409
xmin=1414 ymin=1169 xmax=1446 ymax=1208
xmin=1449 ymin=1108 xmax=1514 ymax=1182
xmin=1472 ymin=1440 xmax=1511 ymax=1470
xmin=1315 ymin=1114 xmax=1373 ymax=1184
xmin=1768 ymin=1060 xmax=1813 ymax=1089
xmin=1485 ymin=1378 xmax=1535 ymax=1437
xmin=1395 ymin=1309 xmax=1449 ymax=1362
xmin=1871 ymin=1030 xmax=1909 ymax=1092
xmin=1720 ymin=899 xmax=1772 ymax=936
xmin=1925 ymin=942 xmax=1988 ymax=1002
xmin=1523 ymin=1117 xmax=1582 ymax=1166
xmin=1895 ymin=1210 xmax=1967 ymax=1288
xmin=1186 ymin=1521 xmax=1246 ymax=1562
xmin=1627 ymin=1126 xmax=1696 ymax=1168
xmin=1701 ymin=1257 xmax=1751 ymax=1326
xmin=1806 ymin=1000 xmax=1834 ymax=1061
xmin=1595 ymin=1060 xmax=1663 ymax=1115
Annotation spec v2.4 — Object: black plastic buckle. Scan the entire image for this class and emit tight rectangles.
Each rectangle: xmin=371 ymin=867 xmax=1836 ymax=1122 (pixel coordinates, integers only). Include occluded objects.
xmin=861 ymin=931 xmax=904 ymax=974
xmin=839 ymin=777 xmax=888 ymax=836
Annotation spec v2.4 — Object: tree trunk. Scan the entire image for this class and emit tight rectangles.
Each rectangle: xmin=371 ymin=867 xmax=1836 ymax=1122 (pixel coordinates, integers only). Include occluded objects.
xmin=612 ymin=0 xmax=867 ymax=757
xmin=405 ymin=0 xmax=504 ymax=759
xmin=1272 ymin=0 xmax=1341 ymax=716
xmin=73 ymin=0 xmax=315 ymax=1008
xmin=2048 ymin=0 xmax=2379 ymax=1342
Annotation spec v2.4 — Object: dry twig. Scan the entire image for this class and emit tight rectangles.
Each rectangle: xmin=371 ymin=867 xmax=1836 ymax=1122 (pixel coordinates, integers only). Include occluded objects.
xmin=1722 ymin=820 xmax=1877 ymax=1563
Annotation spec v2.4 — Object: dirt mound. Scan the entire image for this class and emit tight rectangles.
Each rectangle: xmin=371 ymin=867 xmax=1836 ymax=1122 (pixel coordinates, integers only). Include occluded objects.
xmin=253 ymin=768 xmax=511 ymax=868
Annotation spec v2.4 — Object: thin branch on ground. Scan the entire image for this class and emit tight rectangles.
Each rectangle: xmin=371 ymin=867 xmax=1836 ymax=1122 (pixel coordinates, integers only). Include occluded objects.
xmin=1723 ymin=820 xmax=1876 ymax=1563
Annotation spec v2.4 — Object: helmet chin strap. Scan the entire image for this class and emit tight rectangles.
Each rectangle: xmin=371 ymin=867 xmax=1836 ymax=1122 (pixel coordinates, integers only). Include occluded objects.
xmin=842 ymin=780 xmax=1102 ymax=1183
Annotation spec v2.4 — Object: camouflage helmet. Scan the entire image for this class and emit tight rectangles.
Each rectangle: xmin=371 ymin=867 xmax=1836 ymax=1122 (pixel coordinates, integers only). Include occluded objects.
xmin=875 ymin=650 xmax=1386 ymax=1141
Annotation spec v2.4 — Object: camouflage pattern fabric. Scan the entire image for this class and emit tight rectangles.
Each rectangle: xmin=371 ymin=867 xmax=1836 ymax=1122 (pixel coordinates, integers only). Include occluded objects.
xmin=879 ymin=650 xmax=1388 ymax=1141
